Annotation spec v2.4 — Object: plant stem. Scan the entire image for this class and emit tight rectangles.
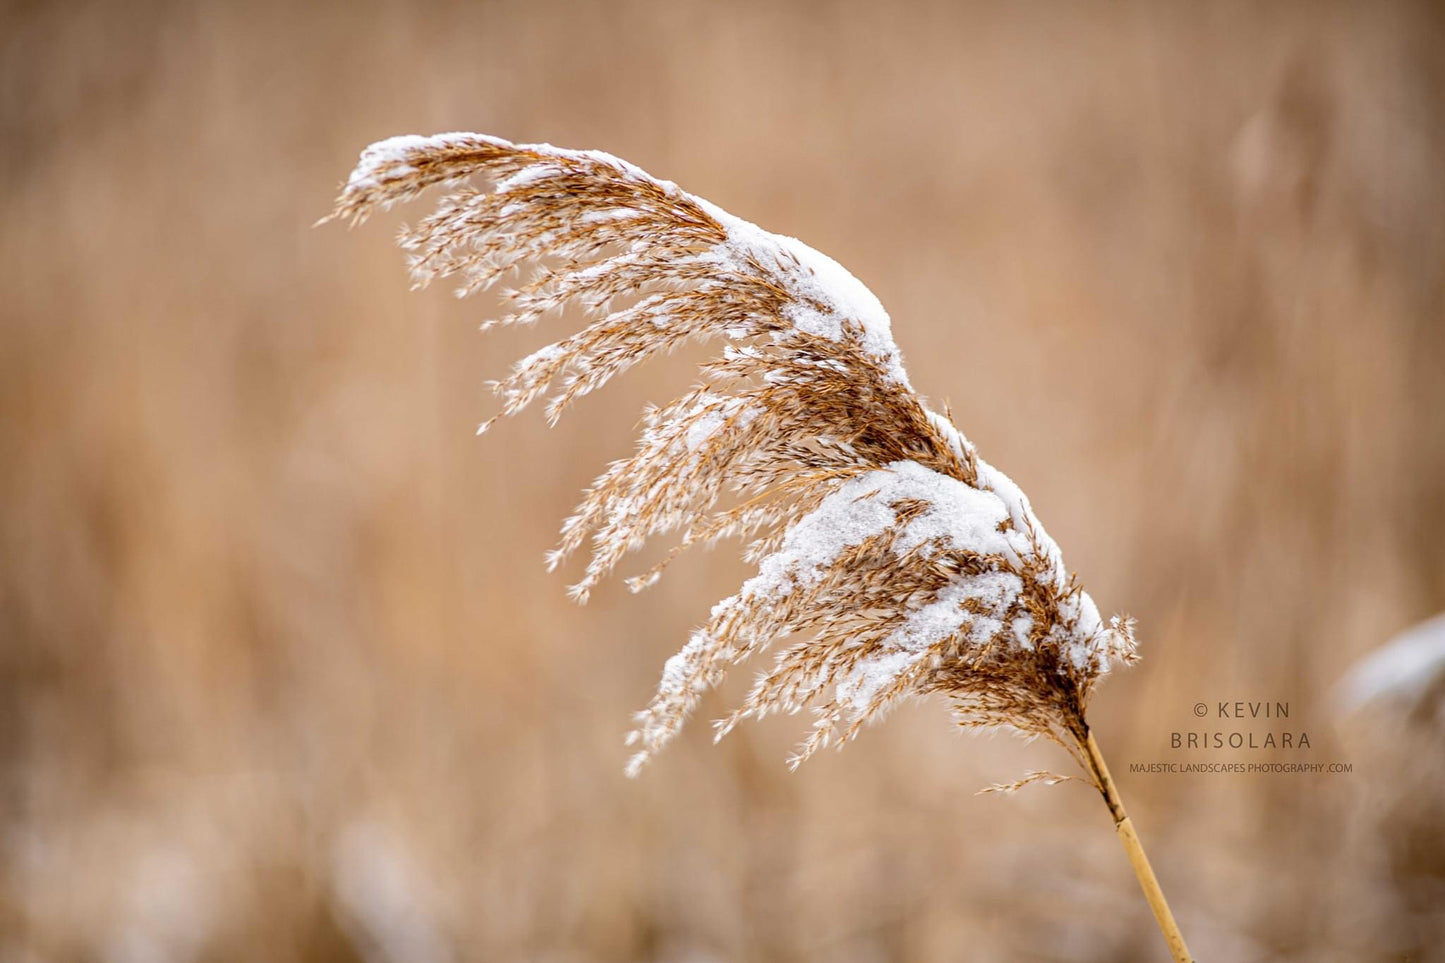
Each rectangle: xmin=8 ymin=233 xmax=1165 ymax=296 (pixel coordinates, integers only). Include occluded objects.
xmin=1082 ymin=728 xmax=1193 ymax=963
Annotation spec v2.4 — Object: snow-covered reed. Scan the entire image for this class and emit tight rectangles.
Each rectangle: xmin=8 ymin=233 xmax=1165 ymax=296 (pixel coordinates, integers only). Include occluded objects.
xmin=328 ymin=132 xmax=1191 ymax=961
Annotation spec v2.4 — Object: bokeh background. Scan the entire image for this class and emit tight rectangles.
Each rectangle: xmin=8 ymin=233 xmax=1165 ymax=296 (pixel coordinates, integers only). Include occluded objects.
xmin=3 ymin=1 xmax=1444 ymax=959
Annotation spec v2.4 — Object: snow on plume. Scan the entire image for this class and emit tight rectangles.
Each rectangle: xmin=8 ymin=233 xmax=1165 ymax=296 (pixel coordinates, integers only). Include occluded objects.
xmin=329 ymin=131 xmax=1138 ymax=777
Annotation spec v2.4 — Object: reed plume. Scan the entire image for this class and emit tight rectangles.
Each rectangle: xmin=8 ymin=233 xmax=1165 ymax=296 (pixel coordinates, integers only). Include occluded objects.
xmin=327 ymin=132 xmax=1192 ymax=960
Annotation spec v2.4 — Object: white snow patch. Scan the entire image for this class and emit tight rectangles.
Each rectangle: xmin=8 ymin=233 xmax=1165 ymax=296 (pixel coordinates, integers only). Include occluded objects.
xmin=495 ymin=163 xmax=561 ymax=193
xmin=347 ymin=131 xmax=503 ymax=193
xmin=332 ymin=821 xmax=451 ymax=963
xmin=838 ymin=650 xmax=928 ymax=711
xmin=1338 ymin=612 xmax=1445 ymax=712
xmin=679 ymin=395 xmax=756 ymax=452
xmin=692 ymin=198 xmax=911 ymax=386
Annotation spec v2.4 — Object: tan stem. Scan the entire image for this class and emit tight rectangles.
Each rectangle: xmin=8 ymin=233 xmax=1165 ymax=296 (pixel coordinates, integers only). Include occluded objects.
xmin=1082 ymin=729 xmax=1193 ymax=963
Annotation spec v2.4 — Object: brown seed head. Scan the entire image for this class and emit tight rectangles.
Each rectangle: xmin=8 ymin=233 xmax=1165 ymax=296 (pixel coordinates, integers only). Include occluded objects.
xmin=329 ymin=132 xmax=1139 ymax=776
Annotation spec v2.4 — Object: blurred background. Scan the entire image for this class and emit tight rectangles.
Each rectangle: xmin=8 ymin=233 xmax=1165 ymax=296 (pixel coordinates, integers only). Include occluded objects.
xmin=3 ymin=0 xmax=1444 ymax=959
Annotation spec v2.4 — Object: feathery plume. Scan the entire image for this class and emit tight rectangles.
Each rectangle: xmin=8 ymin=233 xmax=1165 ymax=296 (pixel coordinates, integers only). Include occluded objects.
xmin=328 ymin=133 xmax=1190 ymax=960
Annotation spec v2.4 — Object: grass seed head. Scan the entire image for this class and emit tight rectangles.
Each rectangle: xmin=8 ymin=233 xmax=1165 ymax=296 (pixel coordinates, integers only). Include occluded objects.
xmin=330 ymin=132 xmax=1139 ymax=776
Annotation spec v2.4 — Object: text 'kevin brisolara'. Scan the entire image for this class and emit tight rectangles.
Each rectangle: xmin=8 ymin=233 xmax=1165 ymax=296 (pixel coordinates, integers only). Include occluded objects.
xmin=1170 ymin=730 xmax=1310 ymax=749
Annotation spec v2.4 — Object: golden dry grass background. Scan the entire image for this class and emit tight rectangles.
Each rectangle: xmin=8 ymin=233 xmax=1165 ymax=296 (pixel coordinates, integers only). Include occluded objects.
xmin=3 ymin=1 xmax=1444 ymax=960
